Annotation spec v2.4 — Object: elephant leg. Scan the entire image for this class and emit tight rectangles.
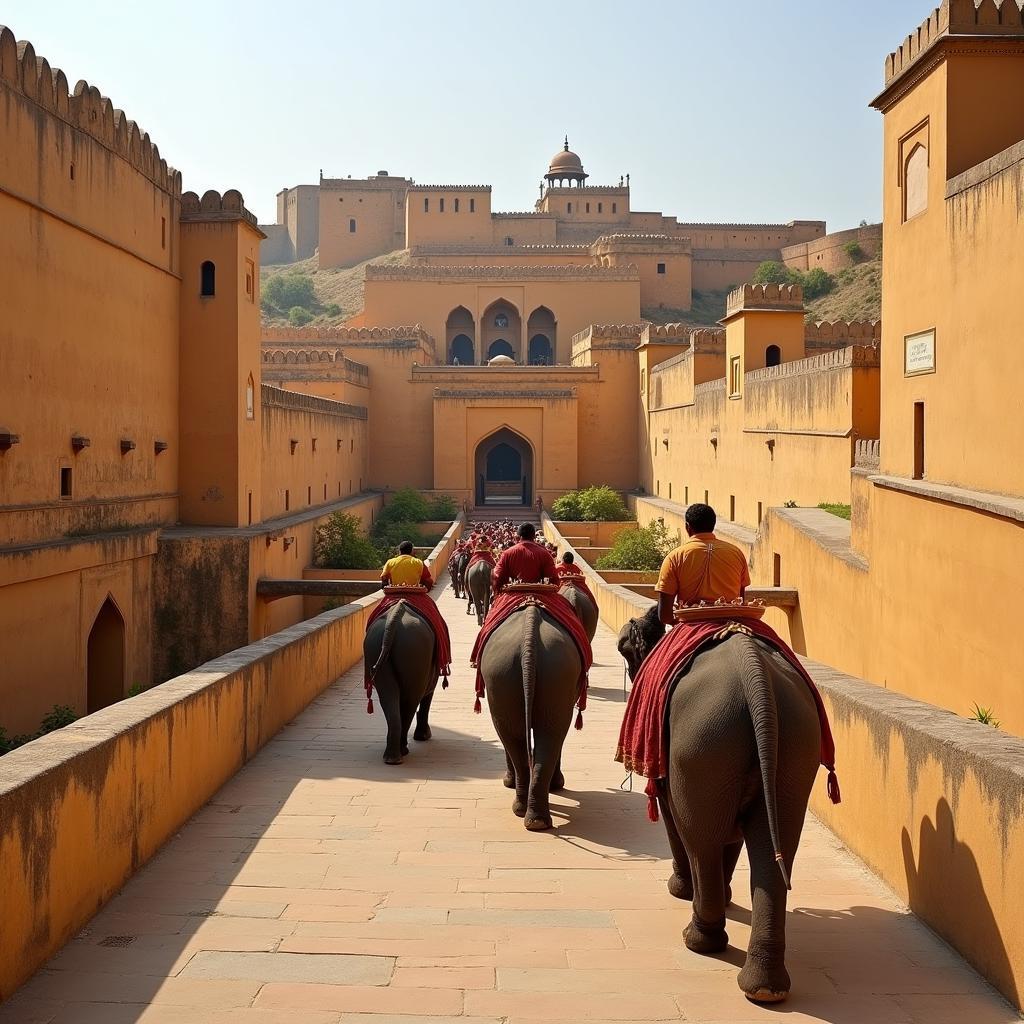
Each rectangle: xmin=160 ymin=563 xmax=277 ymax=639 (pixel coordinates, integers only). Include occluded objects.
xmin=723 ymin=840 xmax=743 ymax=907
xmin=550 ymin=756 xmax=565 ymax=793
xmin=524 ymin=729 xmax=565 ymax=831
xmin=414 ymin=688 xmax=434 ymax=742
xmin=737 ymin=800 xmax=791 ymax=1003
xmin=503 ymin=750 xmax=515 ymax=789
xmin=377 ymin=673 xmax=404 ymax=765
xmin=683 ymin=846 xmax=730 ymax=954
xmin=657 ymin=779 xmax=694 ymax=901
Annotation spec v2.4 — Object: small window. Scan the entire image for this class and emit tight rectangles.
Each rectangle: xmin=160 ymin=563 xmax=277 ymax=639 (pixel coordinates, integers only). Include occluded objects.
xmin=913 ymin=402 xmax=925 ymax=479
xmin=766 ymin=345 xmax=781 ymax=367
xmin=285 ymin=489 xmax=290 ymax=511
xmin=245 ymin=375 xmax=255 ymax=420
xmin=904 ymin=143 xmax=928 ymax=222
xmin=505 ymin=236 xmax=514 ymax=246
xmin=684 ymin=486 xmax=689 ymax=505
xmin=311 ymin=437 xmax=317 ymax=452
xmin=612 ymin=202 xmax=617 ymax=213
xmin=773 ymin=553 xmax=781 ymax=587
xmin=729 ymin=356 xmax=742 ymax=397
xmin=60 ymin=466 xmax=72 ymax=499
xmin=248 ymin=492 xmax=252 ymax=525
xmin=657 ymin=263 xmax=666 ymax=275
xmin=245 ymin=258 xmax=255 ymax=302
xmin=598 ymin=202 xmax=603 ymax=214
xmin=439 ymin=197 xmax=445 ymax=213
xmin=200 ymin=260 xmax=215 ymax=297
xmin=470 ymin=197 xmax=475 ymax=213
xmin=729 ymin=495 xmax=736 ymax=521
xmin=69 ymin=163 xmax=75 ymax=181
xmin=567 ymin=202 xmax=572 ymax=214
xmin=307 ymin=486 xmax=312 ymax=504
xmin=424 ymin=197 xmax=429 ymax=213
xmin=161 ymin=216 xmax=166 ymax=249
xmin=350 ymin=439 xmax=354 ymax=453
xmin=349 ymin=218 xmax=356 ymax=233
xmin=586 ymin=202 xmax=590 ymax=213
xmin=454 ymin=198 xmax=460 ymax=213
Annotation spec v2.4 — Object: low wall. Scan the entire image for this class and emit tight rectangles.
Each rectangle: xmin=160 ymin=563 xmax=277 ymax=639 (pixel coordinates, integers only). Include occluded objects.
xmin=0 ymin=518 xmax=461 ymax=1001
xmin=550 ymin=520 xmax=635 ymax=546
xmin=543 ymin=513 xmax=1024 ymax=1009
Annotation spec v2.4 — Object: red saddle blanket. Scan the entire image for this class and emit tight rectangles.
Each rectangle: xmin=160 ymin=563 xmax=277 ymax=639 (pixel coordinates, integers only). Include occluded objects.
xmin=470 ymin=589 xmax=594 ymax=725
xmin=364 ymin=593 xmax=452 ymax=713
xmin=558 ymin=573 xmax=597 ymax=606
xmin=614 ymin=618 xmax=840 ymax=820
xmin=467 ymin=551 xmax=496 ymax=570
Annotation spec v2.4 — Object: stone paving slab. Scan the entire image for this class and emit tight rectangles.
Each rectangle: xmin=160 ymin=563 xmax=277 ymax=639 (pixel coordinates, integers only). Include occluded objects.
xmin=0 ymin=577 xmax=1018 ymax=1023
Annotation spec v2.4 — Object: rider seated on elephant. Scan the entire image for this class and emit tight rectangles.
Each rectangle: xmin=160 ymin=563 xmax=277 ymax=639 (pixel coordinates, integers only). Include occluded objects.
xmin=655 ymin=503 xmax=749 ymax=626
xmin=381 ymin=541 xmax=434 ymax=589
xmin=492 ymin=523 xmax=558 ymax=592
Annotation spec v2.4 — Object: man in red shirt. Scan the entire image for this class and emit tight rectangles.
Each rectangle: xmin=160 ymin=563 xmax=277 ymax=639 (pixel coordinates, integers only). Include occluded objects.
xmin=492 ymin=523 xmax=557 ymax=593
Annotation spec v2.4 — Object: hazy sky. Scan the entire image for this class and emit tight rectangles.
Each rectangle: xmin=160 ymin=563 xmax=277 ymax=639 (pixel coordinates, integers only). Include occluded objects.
xmin=6 ymin=0 xmax=929 ymax=229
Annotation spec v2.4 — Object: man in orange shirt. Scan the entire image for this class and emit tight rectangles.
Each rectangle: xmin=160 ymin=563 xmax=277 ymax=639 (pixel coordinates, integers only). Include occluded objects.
xmin=656 ymin=503 xmax=749 ymax=626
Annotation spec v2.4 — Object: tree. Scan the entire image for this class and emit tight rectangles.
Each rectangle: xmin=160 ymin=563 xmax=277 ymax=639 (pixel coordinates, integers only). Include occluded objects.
xmin=752 ymin=261 xmax=798 ymax=286
xmin=264 ymin=273 xmax=316 ymax=312
xmin=596 ymin=520 xmax=679 ymax=571
xmin=802 ymin=268 xmax=835 ymax=300
xmin=313 ymin=513 xmax=380 ymax=569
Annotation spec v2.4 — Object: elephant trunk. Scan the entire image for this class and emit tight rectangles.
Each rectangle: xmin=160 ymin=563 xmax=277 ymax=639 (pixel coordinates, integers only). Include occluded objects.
xmin=737 ymin=633 xmax=791 ymax=890
xmin=371 ymin=600 xmax=406 ymax=680
xmin=521 ymin=603 xmax=540 ymax=768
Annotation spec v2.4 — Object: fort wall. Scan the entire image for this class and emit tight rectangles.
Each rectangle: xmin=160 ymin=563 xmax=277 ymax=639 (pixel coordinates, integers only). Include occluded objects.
xmin=318 ymin=175 xmax=410 ymax=267
xmin=781 ymin=223 xmax=882 ymax=272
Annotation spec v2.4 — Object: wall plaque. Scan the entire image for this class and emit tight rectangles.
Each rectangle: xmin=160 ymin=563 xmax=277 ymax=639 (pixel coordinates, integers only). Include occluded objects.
xmin=904 ymin=329 xmax=936 ymax=376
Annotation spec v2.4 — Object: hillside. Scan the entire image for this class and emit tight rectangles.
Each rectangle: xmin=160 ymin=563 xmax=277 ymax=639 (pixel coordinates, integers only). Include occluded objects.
xmin=642 ymin=255 xmax=882 ymax=330
xmin=260 ymin=249 xmax=410 ymax=328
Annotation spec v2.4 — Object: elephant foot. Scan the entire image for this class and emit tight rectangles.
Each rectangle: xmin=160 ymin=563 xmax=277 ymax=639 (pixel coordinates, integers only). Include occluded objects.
xmin=549 ymin=770 xmax=565 ymax=792
xmin=738 ymin=961 xmax=790 ymax=1004
xmin=401 ymin=744 xmax=410 ymax=757
xmin=502 ymin=771 xmax=515 ymax=789
xmin=683 ymin=918 xmax=728 ymax=955
xmin=413 ymin=725 xmax=432 ymax=742
xmin=667 ymin=873 xmax=694 ymax=901
xmin=525 ymin=812 xmax=553 ymax=831
xmin=383 ymin=753 xmax=403 ymax=766
xmin=512 ymin=797 xmax=527 ymax=818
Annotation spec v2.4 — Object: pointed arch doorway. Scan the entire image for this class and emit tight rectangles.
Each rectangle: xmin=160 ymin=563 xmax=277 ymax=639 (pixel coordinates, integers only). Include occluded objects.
xmin=87 ymin=597 xmax=125 ymax=713
xmin=474 ymin=428 xmax=533 ymax=507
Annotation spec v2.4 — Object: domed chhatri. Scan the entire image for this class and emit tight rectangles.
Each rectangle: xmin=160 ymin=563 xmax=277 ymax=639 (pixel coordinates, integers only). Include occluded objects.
xmin=545 ymin=136 xmax=588 ymax=187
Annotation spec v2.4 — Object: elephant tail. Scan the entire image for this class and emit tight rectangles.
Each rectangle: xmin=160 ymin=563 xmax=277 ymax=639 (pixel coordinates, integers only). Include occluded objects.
xmin=737 ymin=633 xmax=792 ymax=891
xmin=371 ymin=600 xmax=406 ymax=680
xmin=521 ymin=603 xmax=541 ymax=768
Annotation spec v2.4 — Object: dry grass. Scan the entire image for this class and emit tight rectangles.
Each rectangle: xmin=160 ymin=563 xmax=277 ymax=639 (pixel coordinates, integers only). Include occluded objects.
xmin=806 ymin=258 xmax=882 ymax=323
xmin=642 ymin=288 xmax=732 ymax=330
xmin=260 ymin=249 xmax=410 ymax=328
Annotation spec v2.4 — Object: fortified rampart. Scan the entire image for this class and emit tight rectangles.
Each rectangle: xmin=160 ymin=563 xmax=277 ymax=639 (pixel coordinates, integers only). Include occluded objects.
xmin=782 ymin=223 xmax=882 ymax=273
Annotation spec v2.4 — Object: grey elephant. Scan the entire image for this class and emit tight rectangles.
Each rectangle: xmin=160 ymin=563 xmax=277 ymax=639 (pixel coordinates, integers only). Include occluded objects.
xmin=363 ymin=600 xmax=437 ymax=764
xmin=479 ymin=602 xmax=581 ymax=830
xmin=451 ymin=548 xmax=469 ymax=599
xmin=620 ymin=609 xmax=823 ymax=1004
xmin=559 ymin=579 xmax=598 ymax=641
xmin=466 ymin=559 xmax=492 ymax=625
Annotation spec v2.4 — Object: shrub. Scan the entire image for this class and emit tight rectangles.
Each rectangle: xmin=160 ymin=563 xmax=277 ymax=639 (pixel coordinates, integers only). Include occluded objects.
xmin=783 ymin=500 xmax=798 ymax=508
xmin=969 ymin=702 xmax=1000 ymax=728
xmin=288 ymin=305 xmax=314 ymax=326
xmin=551 ymin=491 xmax=584 ymax=521
xmin=378 ymin=487 xmax=430 ymax=525
xmin=426 ymin=494 xmax=458 ymax=520
xmin=324 ymin=303 xmax=343 ymax=317
xmin=844 ymin=241 xmax=865 ymax=264
xmin=801 ymin=268 xmax=835 ymax=300
xmin=39 ymin=705 xmax=77 ymax=734
xmin=818 ymin=502 xmax=851 ymax=520
xmin=264 ymin=272 xmax=316 ymax=311
xmin=552 ymin=485 xmax=629 ymax=522
xmin=314 ymin=512 xmax=381 ymax=569
xmin=596 ymin=520 xmax=679 ymax=571
xmin=752 ymin=261 xmax=798 ymax=286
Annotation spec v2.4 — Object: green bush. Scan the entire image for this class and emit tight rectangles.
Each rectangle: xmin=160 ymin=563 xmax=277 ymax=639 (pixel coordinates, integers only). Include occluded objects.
xmin=596 ymin=520 xmax=679 ymax=571
xmin=426 ymin=494 xmax=458 ymax=520
xmin=844 ymin=241 xmax=865 ymax=264
xmin=288 ymin=305 xmax=314 ymax=326
xmin=264 ymin=272 xmax=316 ymax=311
xmin=752 ymin=260 xmax=797 ymax=286
xmin=817 ymin=502 xmax=851 ymax=520
xmin=378 ymin=487 xmax=431 ymax=525
xmin=1 ymin=704 xmax=78 ymax=756
xmin=314 ymin=512 xmax=381 ymax=569
xmin=324 ymin=303 xmax=343 ymax=317
xmin=802 ymin=268 xmax=835 ymax=300
xmin=551 ymin=485 xmax=630 ymax=522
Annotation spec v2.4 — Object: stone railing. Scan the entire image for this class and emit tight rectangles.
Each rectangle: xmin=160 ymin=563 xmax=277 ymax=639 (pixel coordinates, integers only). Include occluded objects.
xmin=854 ymin=438 xmax=881 ymax=469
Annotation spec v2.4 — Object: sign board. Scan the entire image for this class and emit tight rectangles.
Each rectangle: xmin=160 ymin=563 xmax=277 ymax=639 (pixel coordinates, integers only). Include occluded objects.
xmin=904 ymin=330 xmax=936 ymax=376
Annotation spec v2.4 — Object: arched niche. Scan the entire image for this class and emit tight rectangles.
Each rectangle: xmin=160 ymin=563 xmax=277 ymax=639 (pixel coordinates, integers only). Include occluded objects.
xmin=87 ymin=596 xmax=125 ymax=714
xmin=473 ymin=427 xmax=534 ymax=507
xmin=527 ymin=306 xmax=557 ymax=364
xmin=446 ymin=306 xmax=476 ymax=364
xmin=480 ymin=299 xmax=522 ymax=364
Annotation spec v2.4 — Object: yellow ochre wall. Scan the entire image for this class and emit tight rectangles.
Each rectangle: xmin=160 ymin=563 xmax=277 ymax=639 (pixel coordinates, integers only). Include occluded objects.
xmin=319 ymin=178 xmax=408 ymax=268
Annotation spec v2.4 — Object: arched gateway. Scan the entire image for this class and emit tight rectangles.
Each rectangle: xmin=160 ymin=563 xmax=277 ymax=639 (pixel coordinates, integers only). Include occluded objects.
xmin=474 ymin=428 xmax=533 ymax=506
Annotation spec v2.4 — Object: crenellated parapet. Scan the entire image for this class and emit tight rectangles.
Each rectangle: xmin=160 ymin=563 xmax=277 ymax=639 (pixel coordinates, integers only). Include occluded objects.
xmin=805 ymin=320 xmax=882 ymax=352
xmin=883 ymin=1 xmax=1024 ymax=87
xmin=407 ymin=184 xmax=491 ymax=192
xmin=0 ymin=26 xmax=181 ymax=195
xmin=263 ymin=325 xmax=433 ymax=344
xmin=689 ymin=328 xmax=727 ymax=353
xmin=365 ymin=263 xmax=640 ymax=281
xmin=726 ymin=282 xmax=803 ymax=317
xmin=180 ymin=190 xmax=259 ymax=228
xmin=745 ymin=344 xmax=881 ymax=384
xmin=643 ymin=323 xmax=693 ymax=342
xmin=592 ymin=233 xmax=692 ymax=255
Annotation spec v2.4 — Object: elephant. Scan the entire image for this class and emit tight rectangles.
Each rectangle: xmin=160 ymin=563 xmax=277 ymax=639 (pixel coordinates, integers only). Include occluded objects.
xmin=451 ymin=549 xmax=469 ymax=600
xmin=620 ymin=609 xmax=822 ymax=1004
xmin=466 ymin=559 xmax=492 ymax=625
xmin=617 ymin=603 xmax=665 ymax=681
xmin=559 ymin=580 xmax=598 ymax=641
xmin=363 ymin=600 xmax=438 ymax=765
xmin=479 ymin=602 xmax=582 ymax=830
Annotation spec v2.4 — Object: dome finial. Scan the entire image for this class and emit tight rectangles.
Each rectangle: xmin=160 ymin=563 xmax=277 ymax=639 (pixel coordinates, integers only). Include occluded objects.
xmin=564 ymin=134 xmax=569 ymax=151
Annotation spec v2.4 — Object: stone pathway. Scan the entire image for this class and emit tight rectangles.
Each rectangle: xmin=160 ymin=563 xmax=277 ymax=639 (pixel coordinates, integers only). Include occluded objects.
xmin=2 ymin=579 xmax=1017 ymax=1023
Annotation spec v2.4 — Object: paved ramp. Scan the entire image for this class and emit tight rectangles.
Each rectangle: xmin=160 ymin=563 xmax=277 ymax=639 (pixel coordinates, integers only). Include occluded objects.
xmin=1 ymin=579 xmax=1015 ymax=1023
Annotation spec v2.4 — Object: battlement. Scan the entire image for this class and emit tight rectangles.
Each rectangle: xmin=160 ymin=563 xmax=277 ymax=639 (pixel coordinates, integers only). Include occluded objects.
xmin=0 ymin=26 xmax=180 ymax=195
xmin=572 ymin=324 xmax=646 ymax=344
xmin=262 ymin=325 xmax=433 ymax=345
xmin=643 ymin=323 xmax=693 ymax=342
xmin=261 ymin=384 xmax=368 ymax=421
xmin=805 ymin=320 xmax=882 ymax=346
xmin=592 ymin=234 xmax=693 ymax=254
xmin=409 ymin=243 xmax=589 ymax=256
xmin=407 ymin=184 xmax=491 ymax=192
xmin=543 ymin=185 xmax=629 ymax=196
xmin=882 ymin=1 xmax=1024 ymax=88
xmin=320 ymin=176 xmax=414 ymax=190
xmin=364 ymin=263 xmax=639 ymax=281
xmin=745 ymin=344 xmax=881 ymax=385
xmin=676 ymin=220 xmax=826 ymax=231
xmin=726 ymin=282 xmax=804 ymax=317
xmin=180 ymin=190 xmax=259 ymax=229
xmin=492 ymin=211 xmax=558 ymax=219
xmin=690 ymin=328 xmax=727 ymax=352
